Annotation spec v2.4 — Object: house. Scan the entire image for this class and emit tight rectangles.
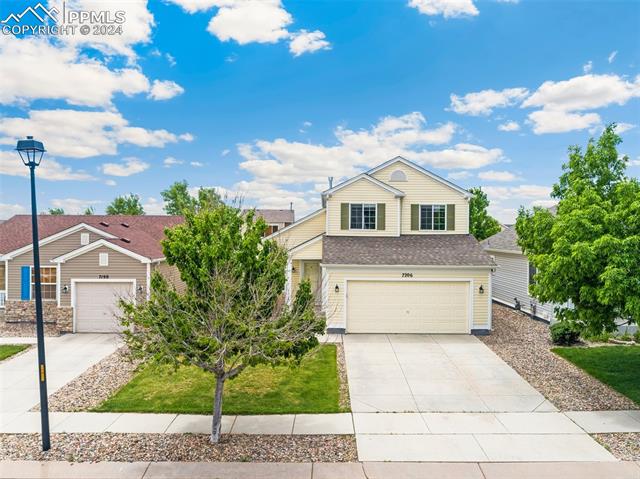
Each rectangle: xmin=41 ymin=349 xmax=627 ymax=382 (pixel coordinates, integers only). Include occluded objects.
xmin=252 ymin=209 xmax=295 ymax=236
xmin=268 ymin=156 xmax=495 ymax=334
xmin=481 ymin=225 xmax=557 ymax=321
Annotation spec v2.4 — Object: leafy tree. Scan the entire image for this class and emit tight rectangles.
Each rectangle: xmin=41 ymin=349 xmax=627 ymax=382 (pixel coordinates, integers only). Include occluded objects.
xmin=161 ymin=180 xmax=220 ymax=215
xmin=83 ymin=206 xmax=95 ymax=215
xmin=468 ymin=187 xmax=502 ymax=240
xmin=120 ymin=204 xmax=325 ymax=443
xmin=516 ymin=125 xmax=640 ymax=334
xmin=106 ymin=194 xmax=144 ymax=215
xmin=48 ymin=208 xmax=64 ymax=215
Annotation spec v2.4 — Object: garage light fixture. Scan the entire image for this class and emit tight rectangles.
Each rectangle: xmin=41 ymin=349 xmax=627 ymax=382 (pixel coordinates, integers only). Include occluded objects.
xmin=335 ymin=284 xmax=340 ymax=293
xmin=62 ymin=285 xmax=69 ymax=294
xmin=479 ymin=285 xmax=484 ymax=294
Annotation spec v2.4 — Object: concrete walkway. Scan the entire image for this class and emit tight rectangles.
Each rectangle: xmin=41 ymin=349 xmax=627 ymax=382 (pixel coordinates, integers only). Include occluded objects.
xmin=2 ymin=460 xmax=640 ymax=479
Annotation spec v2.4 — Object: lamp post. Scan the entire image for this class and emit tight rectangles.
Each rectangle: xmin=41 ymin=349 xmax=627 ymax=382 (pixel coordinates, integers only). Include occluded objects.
xmin=16 ymin=136 xmax=50 ymax=451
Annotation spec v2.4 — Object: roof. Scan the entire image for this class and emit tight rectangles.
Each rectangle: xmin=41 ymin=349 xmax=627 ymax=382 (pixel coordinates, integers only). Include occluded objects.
xmin=322 ymin=173 xmax=406 ymax=198
xmin=0 ymin=215 xmax=183 ymax=259
xmin=252 ymin=209 xmax=295 ymax=224
xmin=323 ymin=234 xmax=495 ymax=266
xmin=480 ymin=226 xmax=521 ymax=253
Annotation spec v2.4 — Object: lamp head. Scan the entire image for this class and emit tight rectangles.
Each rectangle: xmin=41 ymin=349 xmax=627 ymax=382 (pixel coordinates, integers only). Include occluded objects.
xmin=16 ymin=136 xmax=45 ymax=167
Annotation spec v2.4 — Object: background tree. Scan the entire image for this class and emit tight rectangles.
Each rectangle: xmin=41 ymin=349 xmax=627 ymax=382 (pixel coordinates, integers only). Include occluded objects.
xmin=468 ymin=187 xmax=502 ymax=240
xmin=48 ymin=208 xmax=64 ymax=215
xmin=120 ymin=204 xmax=325 ymax=443
xmin=516 ymin=124 xmax=640 ymax=334
xmin=161 ymin=180 xmax=220 ymax=215
xmin=83 ymin=206 xmax=95 ymax=215
xmin=106 ymin=194 xmax=144 ymax=215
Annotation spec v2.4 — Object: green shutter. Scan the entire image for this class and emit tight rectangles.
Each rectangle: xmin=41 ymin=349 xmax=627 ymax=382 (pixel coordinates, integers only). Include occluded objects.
xmin=377 ymin=203 xmax=386 ymax=230
xmin=340 ymin=203 xmax=349 ymax=230
xmin=446 ymin=204 xmax=455 ymax=231
xmin=411 ymin=204 xmax=419 ymax=231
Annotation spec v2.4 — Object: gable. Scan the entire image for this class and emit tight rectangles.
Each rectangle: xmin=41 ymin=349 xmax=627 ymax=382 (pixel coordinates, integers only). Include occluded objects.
xmin=328 ymin=176 xmax=400 ymax=201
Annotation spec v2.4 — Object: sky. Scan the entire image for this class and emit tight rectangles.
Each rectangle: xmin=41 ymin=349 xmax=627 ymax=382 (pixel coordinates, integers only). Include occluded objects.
xmin=0 ymin=0 xmax=638 ymax=223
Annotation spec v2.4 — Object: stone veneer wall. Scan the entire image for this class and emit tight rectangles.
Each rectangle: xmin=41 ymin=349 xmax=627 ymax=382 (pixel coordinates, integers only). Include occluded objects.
xmin=4 ymin=301 xmax=73 ymax=333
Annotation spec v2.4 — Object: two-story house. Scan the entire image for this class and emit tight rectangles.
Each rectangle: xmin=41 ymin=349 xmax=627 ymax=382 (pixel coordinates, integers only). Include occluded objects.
xmin=269 ymin=156 xmax=496 ymax=335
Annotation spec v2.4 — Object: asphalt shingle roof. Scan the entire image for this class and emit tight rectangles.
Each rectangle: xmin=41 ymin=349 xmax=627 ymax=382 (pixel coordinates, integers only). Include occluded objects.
xmin=323 ymin=234 xmax=495 ymax=266
xmin=253 ymin=209 xmax=295 ymax=223
xmin=480 ymin=226 xmax=521 ymax=253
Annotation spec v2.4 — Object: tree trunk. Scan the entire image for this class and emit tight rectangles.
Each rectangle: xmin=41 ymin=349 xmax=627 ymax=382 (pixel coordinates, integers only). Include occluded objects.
xmin=210 ymin=374 xmax=225 ymax=443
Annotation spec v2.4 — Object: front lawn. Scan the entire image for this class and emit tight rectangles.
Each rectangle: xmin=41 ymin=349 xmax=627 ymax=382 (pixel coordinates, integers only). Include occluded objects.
xmin=0 ymin=344 xmax=29 ymax=361
xmin=96 ymin=345 xmax=345 ymax=414
xmin=552 ymin=346 xmax=640 ymax=406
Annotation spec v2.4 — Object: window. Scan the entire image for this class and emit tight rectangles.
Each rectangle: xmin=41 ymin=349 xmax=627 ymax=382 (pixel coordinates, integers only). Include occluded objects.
xmin=389 ymin=169 xmax=407 ymax=182
xmin=31 ymin=267 xmax=56 ymax=301
xmin=420 ymin=204 xmax=446 ymax=231
xmin=99 ymin=253 xmax=109 ymax=266
xmin=80 ymin=233 xmax=90 ymax=245
xmin=528 ymin=262 xmax=537 ymax=286
xmin=350 ymin=203 xmax=376 ymax=230
xmin=264 ymin=224 xmax=279 ymax=236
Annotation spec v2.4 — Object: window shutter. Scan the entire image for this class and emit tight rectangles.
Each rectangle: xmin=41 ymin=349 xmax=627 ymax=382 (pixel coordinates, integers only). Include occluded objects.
xmin=446 ymin=204 xmax=455 ymax=231
xmin=340 ymin=203 xmax=349 ymax=230
xmin=21 ymin=266 xmax=30 ymax=300
xmin=377 ymin=203 xmax=386 ymax=230
xmin=410 ymin=204 xmax=419 ymax=231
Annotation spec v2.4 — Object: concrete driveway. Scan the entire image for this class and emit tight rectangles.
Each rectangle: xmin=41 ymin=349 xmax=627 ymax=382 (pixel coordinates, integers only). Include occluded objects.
xmin=344 ymin=334 xmax=552 ymax=413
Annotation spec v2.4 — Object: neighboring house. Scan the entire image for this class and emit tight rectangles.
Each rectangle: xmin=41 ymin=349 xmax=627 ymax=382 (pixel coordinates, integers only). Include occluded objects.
xmin=268 ymin=156 xmax=495 ymax=334
xmin=481 ymin=226 xmax=557 ymax=322
xmin=252 ymin=209 xmax=295 ymax=236
xmin=0 ymin=215 xmax=182 ymax=333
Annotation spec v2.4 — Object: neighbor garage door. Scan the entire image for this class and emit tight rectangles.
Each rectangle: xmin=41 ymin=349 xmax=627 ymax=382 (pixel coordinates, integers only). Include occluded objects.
xmin=75 ymin=282 xmax=133 ymax=333
xmin=346 ymin=280 xmax=470 ymax=334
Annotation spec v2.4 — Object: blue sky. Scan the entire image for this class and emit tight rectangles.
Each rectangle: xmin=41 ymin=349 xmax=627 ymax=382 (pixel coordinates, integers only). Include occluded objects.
xmin=0 ymin=0 xmax=638 ymax=222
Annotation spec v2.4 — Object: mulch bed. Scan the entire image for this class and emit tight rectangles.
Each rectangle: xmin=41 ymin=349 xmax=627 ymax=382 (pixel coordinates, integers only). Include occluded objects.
xmin=593 ymin=433 xmax=640 ymax=461
xmin=0 ymin=433 xmax=357 ymax=463
xmin=480 ymin=304 xmax=638 ymax=411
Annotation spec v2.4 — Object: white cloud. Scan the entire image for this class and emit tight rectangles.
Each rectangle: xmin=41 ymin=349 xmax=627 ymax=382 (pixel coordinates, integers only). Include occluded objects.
xmin=608 ymin=50 xmax=618 ymax=64
xmin=484 ymin=184 xmax=552 ymax=201
xmin=207 ymin=0 xmax=292 ymax=44
xmin=163 ymin=157 xmax=184 ymax=167
xmin=408 ymin=0 xmax=479 ymax=17
xmin=0 ymin=150 xmax=95 ymax=181
xmin=0 ymin=203 xmax=27 ymax=219
xmin=531 ymin=199 xmax=558 ymax=208
xmin=222 ymin=149 xmax=231 ymax=156
xmin=289 ymin=30 xmax=331 ymax=57
xmin=616 ymin=122 xmax=636 ymax=133
xmin=142 ymin=197 xmax=166 ymax=215
xmin=450 ymin=88 xmax=529 ymax=115
xmin=582 ymin=60 xmax=593 ymax=74
xmin=190 ymin=161 xmax=205 ymax=167
xmin=0 ymin=36 xmax=150 ymax=107
xmin=447 ymin=171 xmax=472 ymax=180
xmin=215 ymin=180 xmax=318 ymax=212
xmin=0 ymin=110 xmax=193 ymax=158
xmin=100 ymin=157 xmax=150 ymax=177
xmin=105 ymin=179 xmax=117 ymax=186
xmin=148 ymin=80 xmax=185 ymax=100
xmin=50 ymin=198 xmax=102 ymax=214
xmin=498 ymin=121 xmax=520 ymax=132
xmin=478 ymin=170 xmax=520 ymax=182
xmin=527 ymin=109 xmax=601 ymax=134
xmin=522 ymin=74 xmax=640 ymax=112
xmin=487 ymin=206 xmax=518 ymax=224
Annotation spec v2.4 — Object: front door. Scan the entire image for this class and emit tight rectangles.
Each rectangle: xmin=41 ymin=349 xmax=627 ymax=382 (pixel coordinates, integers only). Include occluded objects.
xmin=302 ymin=261 xmax=321 ymax=303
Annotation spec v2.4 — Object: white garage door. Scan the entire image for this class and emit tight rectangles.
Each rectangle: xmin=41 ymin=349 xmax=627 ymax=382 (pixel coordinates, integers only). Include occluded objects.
xmin=75 ymin=282 xmax=133 ymax=333
xmin=347 ymin=281 xmax=470 ymax=334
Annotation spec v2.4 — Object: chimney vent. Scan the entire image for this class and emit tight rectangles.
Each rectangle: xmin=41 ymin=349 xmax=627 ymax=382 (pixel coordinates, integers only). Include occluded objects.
xmin=328 ymin=177 xmax=334 ymax=189
xmin=121 ymin=237 xmax=131 ymax=243
xmin=99 ymin=221 xmax=109 ymax=227
xmin=289 ymin=202 xmax=293 ymax=211
xmin=120 ymin=222 xmax=129 ymax=228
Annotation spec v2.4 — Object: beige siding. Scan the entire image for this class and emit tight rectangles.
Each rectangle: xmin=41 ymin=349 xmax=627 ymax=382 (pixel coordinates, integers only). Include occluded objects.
xmin=370 ymin=162 xmax=470 ymax=234
xmin=61 ymin=246 xmax=147 ymax=307
xmin=153 ymin=261 xmax=186 ymax=293
xmin=0 ymin=262 xmax=5 ymax=290
xmin=323 ymin=266 xmax=491 ymax=330
xmin=290 ymin=259 xmax=301 ymax=298
xmin=7 ymin=228 xmax=104 ymax=301
xmin=291 ymin=237 xmax=323 ymax=260
xmin=490 ymin=250 xmax=557 ymax=321
xmin=326 ymin=178 xmax=399 ymax=236
xmin=273 ymin=210 xmax=326 ymax=250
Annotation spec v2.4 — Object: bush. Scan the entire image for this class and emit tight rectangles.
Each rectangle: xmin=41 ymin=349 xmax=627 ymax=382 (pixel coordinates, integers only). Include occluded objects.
xmin=634 ymin=330 xmax=640 ymax=344
xmin=581 ymin=331 xmax=611 ymax=343
xmin=550 ymin=322 xmax=581 ymax=346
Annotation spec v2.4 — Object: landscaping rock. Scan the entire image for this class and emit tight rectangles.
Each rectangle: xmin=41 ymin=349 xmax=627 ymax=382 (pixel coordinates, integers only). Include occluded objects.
xmin=593 ymin=433 xmax=640 ymax=461
xmin=480 ymin=304 xmax=638 ymax=411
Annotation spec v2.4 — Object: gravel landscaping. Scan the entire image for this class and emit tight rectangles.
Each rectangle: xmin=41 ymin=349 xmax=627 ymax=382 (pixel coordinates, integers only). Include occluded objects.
xmin=0 ymin=433 xmax=357 ymax=463
xmin=335 ymin=343 xmax=350 ymax=411
xmin=593 ymin=433 xmax=640 ymax=461
xmin=37 ymin=348 xmax=140 ymax=412
xmin=480 ymin=303 xmax=638 ymax=411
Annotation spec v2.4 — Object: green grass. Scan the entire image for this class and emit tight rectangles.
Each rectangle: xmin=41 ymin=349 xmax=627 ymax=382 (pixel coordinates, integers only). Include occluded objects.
xmin=96 ymin=345 xmax=345 ymax=415
xmin=0 ymin=344 xmax=29 ymax=361
xmin=552 ymin=346 xmax=640 ymax=405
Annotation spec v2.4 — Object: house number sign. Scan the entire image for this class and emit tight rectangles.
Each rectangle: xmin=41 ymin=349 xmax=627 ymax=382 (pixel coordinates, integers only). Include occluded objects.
xmin=401 ymin=273 xmax=413 ymax=278
xmin=98 ymin=274 xmax=110 ymax=279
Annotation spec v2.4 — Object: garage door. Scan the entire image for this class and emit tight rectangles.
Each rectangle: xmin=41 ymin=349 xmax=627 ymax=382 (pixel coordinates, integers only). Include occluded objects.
xmin=347 ymin=281 xmax=470 ymax=334
xmin=75 ymin=282 xmax=133 ymax=333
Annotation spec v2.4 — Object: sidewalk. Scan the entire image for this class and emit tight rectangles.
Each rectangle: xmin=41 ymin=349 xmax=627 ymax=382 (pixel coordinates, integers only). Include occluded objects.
xmin=1 ymin=460 xmax=639 ymax=479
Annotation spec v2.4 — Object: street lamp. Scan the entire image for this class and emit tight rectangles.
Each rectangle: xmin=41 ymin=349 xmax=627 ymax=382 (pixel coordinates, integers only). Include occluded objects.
xmin=16 ymin=136 xmax=50 ymax=451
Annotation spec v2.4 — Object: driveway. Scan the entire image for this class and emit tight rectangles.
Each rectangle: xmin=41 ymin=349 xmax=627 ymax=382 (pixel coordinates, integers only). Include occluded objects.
xmin=344 ymin=334 xmax=552 ymax=413
xmin=0 ymin=334 xmax=121 ymax=425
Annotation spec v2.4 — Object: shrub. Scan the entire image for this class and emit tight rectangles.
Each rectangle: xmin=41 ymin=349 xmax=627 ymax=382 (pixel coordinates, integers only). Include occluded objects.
xmin=582 ymin=331 xmax=611 ymax=343
xmin=634 ymin=330 xmax=640 ymax=344
xmin=550 ymin=321 xmax=581 ymax=346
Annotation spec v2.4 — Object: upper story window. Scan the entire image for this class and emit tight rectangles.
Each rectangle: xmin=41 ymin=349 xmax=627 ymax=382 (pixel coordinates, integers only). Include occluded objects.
xmin=420 ymin=204 xmax=446 ymax=231
xmin=80 ymin=233 xmax=90 ymax=245
xmin=389 ymin=169 xmax=407 ymax=182
xmin=32 ymin=266 xmax=56 ymax=301
xmin=350 ymin=203 xmax=376 ymax=230
xmin=99 ymin=253 xmax=109 ymax=266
